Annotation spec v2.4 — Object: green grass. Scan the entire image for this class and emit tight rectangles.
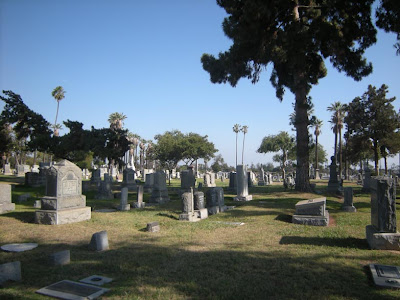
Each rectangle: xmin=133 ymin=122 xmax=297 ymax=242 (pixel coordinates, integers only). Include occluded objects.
xmin=1 ymin=176 xmax=400 ymax=299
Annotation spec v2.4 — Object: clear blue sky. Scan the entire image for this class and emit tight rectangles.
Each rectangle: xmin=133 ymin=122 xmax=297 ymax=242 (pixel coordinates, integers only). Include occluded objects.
xmin=1 ymin=0 xmax=399 ymax=169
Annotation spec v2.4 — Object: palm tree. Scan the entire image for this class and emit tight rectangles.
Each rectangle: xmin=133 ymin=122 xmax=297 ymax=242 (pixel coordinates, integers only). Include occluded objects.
xmin=108 ymin=112 xmax=127 ymax=130
xmin=313 ymin=118 xmax=323 ymax=176
xmin=53 ymin=123 xmax=63 ymax=137
xmin=327 ymin=101 xmax=345 ymax=178
xmin=241 ymin=125 xmax=248 ymax=165
xmin=51 ymin=86 xmax=66 ymax=130
xmin=233 ymin=124 xmax=241 ymax=168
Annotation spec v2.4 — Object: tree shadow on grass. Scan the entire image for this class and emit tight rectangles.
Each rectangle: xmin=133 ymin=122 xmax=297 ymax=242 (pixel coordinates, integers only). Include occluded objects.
xmin=3 ymin=241 xmax=396 ymax=300
xmin=0 ymin=211 xmax=35 ymax=223
xmin=279 ymin=236 xmax=369 ymax=249
xmin=275 ymin=214 xmax=293 ymax=223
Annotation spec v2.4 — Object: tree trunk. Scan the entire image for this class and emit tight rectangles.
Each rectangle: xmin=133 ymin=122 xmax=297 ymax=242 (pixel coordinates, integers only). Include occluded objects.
xmin=315 ymin=134 xmax=318 ymax=171
xmin=333 ymin=131 xmax=337 ymax=162
xmin=242 ymin=133 xmax=245 ymax=165
xmin=235 ymin=133 xmax=238 ymax=168
xmin=338 ymin=127 xmax=342 ymax=180
xmin=373 ymin=141 xmax=379 ymax=175
xmin=54 ymin=101 xmax=60 ymax=129
xmin=294 ymin=86 xmax=311 ymax=192
xmin=384 ymin=156 xmax=388 ymax=174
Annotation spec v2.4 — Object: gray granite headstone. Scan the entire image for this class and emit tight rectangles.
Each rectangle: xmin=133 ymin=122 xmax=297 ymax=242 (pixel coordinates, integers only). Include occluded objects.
xmin=229 ymin=172 xmax=237 ymax=190
xmin=146 ymin=222 xmax=160 ymax=232
xmin=118 ymin=187 xmax=130 ymax=211
xmin=194 ymin=191 xmax=205 ymax=210
xmin=89 ymin=231 xmax=109 ymax=251
xmin=0 ymin=184 xmax=15 ymax=214
xmin=49 ymin=250 xmax=70 ymax=266
xmin=327 ymin=156 xmax=341 ymax=193
xmin=342 ymin=187 xmax=356 ymax=212
xmin=292 ymin=198 xmax=329 ymax=226
xmin=234 ymin=165 xmax=252 ymax=201
xmin=0 ymin=261 xmax=21 ymax=285
xmin=149 ymin=171 xmax=170 ymax=203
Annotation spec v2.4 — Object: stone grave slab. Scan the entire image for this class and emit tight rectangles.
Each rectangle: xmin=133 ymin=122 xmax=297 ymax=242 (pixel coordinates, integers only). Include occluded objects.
xmin=79 ymin=275 xmax=113 ymax=286
xmin=370 ymin=264 xmax=400 ymax=288
xmin=1 ymin=243 xmax=38 ymax=252
xmin=292 ymin=198 xmax=329 ymax=226
xmin=36 ymin=280 xmax=109 ymax=299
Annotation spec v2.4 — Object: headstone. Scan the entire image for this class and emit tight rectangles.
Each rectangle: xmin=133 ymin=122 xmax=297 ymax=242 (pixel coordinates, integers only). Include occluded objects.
xmin=206 ymin=187 xmax=227 ymax=215
xmin=327 ymin=156 xmax=341 ymax=194
xmin=16 ymin=164 xmax=30 ymax=176
xmin=234 ymin=165 xmax=252 ymax=201
xmin=149 ymin=171 xmax=170 ymax=203
xmin=49 ymin=250 xmax=70 ymax=266
xmin=179 ymin=191 xmax=202 ymax=222
xmin=369 ymin=264 xmax=400 ymax=288
xmin=123 ymin=168 xmax=136 ymax=190
xmin=146 ymin=221 xmax=160 ymax=232
xmin=91 ymin=169 xmax=101 ymax=184
xmin=0 ymin=261 xmax=21 ymax=285
xmin=258 ymin=168 xmax=266 ymax=186
xmin=25 ymin=172 xmax=45 ymax=187
xmin=229 ymin=172 xmax=237 ymax=190
xmin=181 ymin=169 xmax=195 ymax=192
xmin=95 ymin=181 xmax=113 ymax=200
xmin=35 ymin=160 xmax=91 ymax=225
xmin=133 ymin=185 xmax=145 ymax=208
xmin=292 ymin=197 xmax=329 ymax=226
xmin=366 ymin=177 xmax=400 ymax=250
xmin=194 ymin=191 xmax=205 ymax=210
xmin=36 ymin=280 xmax=109 ymax=299
xmin=342 ymin=187 xmax=356 ymax=212
xmin=17 ymin=193 xmax=31 ymax=203
xmin=247 ymin=171 xmax=254 ymax=187
xmin=362 ymin=168 xmax=372 ymax=192
xmin=144 ymin=173 xmax=154 ymax=192
xmin=117 ymin=187 xmax=130 ymax=211
xmin=103 ymin=173 xmax=113 ymax=182
xmin=0 ymin=184 xmax=15 ymax=214
xmin=3 ymin=163 xmax=12 ymax=175
xmin=89 ymin=231 xmax=109 ymax=251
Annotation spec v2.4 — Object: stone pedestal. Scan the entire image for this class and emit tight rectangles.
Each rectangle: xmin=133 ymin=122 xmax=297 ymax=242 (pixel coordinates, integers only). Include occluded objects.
xmin=35 ymin=160 xmax=91 ymax=225
xmin=292 ymin=198 xmax=329 ymax=226
xmin=234 ymin=165 xmax=252 ymax=201
xmin=366 ymin=225 xmax=400 ymax=250
xmin=123 ymin=168 xmax=136 ymax=190
xmin=0 ymin=184 xmax=15 ymax=214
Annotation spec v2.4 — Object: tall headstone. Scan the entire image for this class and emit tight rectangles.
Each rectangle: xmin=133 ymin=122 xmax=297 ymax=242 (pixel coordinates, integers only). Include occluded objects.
xmin=118 ymin=187 xmax=130 ymax=211
xmin=3 ymin=163 xmax=12 ymax=175
xmin=362 ymin=168 xmax=372 ymax=192
xmin=123 ymin=168 xmax=136 ymax=190
xmin=258 ymin=168 xmax=266 ymax=186
xmin=35 ymin=160 xmax=91 ymax=225
xmin=366 ymin=177 xmax=400 ymax=250
xmin=234 ymin=165 xmax=252 ymax=201
xmin=149 ymin=171 xmax=170 ymax=203
xmin=133 ymin=185 xmax=145 ymax=208
xmin=194 ymin=191 xmax=205 ymax=210
xmin=206 ymin=187 xmax=227 ymax=215
xmin=91 ymin=169 xmax=101 ymax=184
xmin=181 ymin=168 xmax=195 ymax=192
xmin=327 ymin=156 xmax=341 ymax=194
xmin=144 ymin=173 xmax=154 ymax=192
xmin=0 ymin=184 xmax=15 ymax=214
xmin=229 ymin=172 xmax=237 ymax=190
xmin=342 ymin=187 xmax=356 ymax=212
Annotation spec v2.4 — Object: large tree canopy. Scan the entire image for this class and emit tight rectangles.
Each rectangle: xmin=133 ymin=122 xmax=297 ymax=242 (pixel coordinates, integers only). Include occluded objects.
xmin=202 ymin=0 xmax=376 ymax=191
xmin=376 ymin=0 xmax=400 ymax=54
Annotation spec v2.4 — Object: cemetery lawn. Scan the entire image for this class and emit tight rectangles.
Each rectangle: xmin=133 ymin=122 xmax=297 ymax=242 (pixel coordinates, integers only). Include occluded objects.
xmin=1 ymin=177 xmax=400 ymax=299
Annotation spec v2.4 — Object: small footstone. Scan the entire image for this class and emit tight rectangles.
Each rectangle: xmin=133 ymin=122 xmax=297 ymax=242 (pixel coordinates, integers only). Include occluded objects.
xmin=49 ymin=250 xmax=70 ymax=266
xmin=370 ymin=264 xmax=400 ymax=288
xmin=146 ymin=222 xmax=160 ymax=232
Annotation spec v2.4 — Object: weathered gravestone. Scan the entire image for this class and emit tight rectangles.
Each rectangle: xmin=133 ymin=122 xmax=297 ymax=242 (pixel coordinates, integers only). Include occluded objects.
xmin=3 ymin=163 xmax=12 ymax=175
xmin=292 ymin=197 xmax=329 ymax=226
xmin=181 ymin=168 xmax=196 ymax=192
xmin=369 ymin=264 xmax=400 ymax=288
xmin=144 ymin=173 xmax=154 ymax=193
xmin=204 ymin=173 xmax=216 ymax=187
xmin=133 ymin=185 xmax=145 ymax=208
xmin=258 ymin=168 xmax=266 ymax=186
xmin=16 ymin=164 xmax=30 ymax=176
xmin=362 ymin=168 xmax=372 ymax=192
xmin=149 ymin=171 xmax=170 ymax=203
xmin=0 ymin=261 xmax=21 ymax=285
xmin=229 ymin=172 xmax=237 ymax=190
xmin=25 ymin=172 xmax=45 ymax=187
xmin=179 ymin=190 xmax=207 ymax=221
xmin=0 ymin=184 xmax=15 ymax=214
xmin=117 ymin=187 xmax=130 ymax=211
xmin=35 ymin=160 xmax=91 ymax=225
xmin=146 ymin=221 xmax=160 ymax=232
xmin=95 ymin=181 xmax=113 ymax=200
xmin=91 ymin=169 xmax=101 ymax=184
xmin=194 ymin=191 xmax=205 ymax=210
xmin=49 ymin=250 xmax=70 ymax=266
xmin=36 ymin=280 xmax=109 ymax=299
xmin=366 ymin=177 xmax=400 ymax=250
xmin=123 ymin=168 xmax=136 ymax=190
xmin=342 ymin=187 xmax=356 ymax=212
xmin=206 ymin=187 xmax=227 ymax=215
xmin=89 ymin=231 xmax=109 ymax=251
xmin=234 ymin=165 xmax=252 ymax=201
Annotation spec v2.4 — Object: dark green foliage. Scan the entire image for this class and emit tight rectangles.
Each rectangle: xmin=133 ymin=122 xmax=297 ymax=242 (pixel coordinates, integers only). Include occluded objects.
xmin=182 ymin=132 xmax=218 ymax=165
xmin=202 ymin=0 xmax=376 ymax=191
xmin=376 ymin=0 xmax=400 ymax=54
xmin=345 ymin=84 xmax=400 ymax=175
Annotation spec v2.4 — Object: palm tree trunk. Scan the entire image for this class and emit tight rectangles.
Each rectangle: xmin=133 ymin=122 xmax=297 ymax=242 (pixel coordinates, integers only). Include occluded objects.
xmin=235 ymin=133 xmax=238 ymax=168
xmin=384 ymin=156 xmax=388 ymax=174
xmin=338 ymin=127 xmax=342 ymax=180
xmin=54 ymin=101 xmax=60 ymax=128
xmin=315 ymin=134 xmax=318 ymax=172
xmin=333 ymin=131 xmax=338 ymax=161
